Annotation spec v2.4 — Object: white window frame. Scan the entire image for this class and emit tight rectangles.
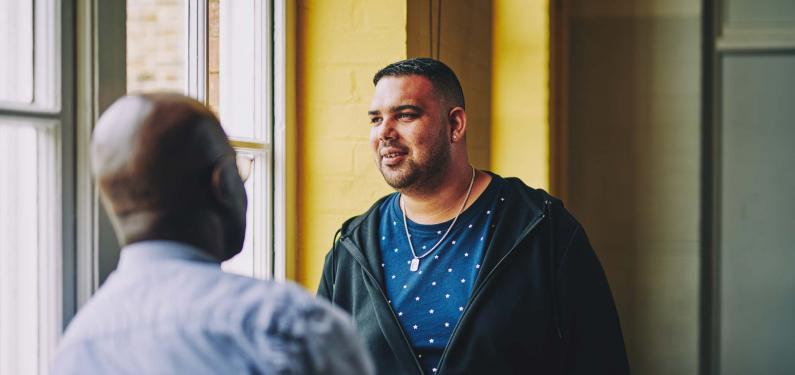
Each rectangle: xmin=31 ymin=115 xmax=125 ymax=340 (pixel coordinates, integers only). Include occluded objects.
xmin=0 ymin=0 xmax=73 ymax=372
xmin=184 ymin=0 xmax=286 ymax=279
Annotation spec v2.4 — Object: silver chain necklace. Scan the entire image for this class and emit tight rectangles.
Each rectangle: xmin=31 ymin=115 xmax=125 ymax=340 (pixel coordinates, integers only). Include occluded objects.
xmin=401 ymin=166 xmax=476 ymax=272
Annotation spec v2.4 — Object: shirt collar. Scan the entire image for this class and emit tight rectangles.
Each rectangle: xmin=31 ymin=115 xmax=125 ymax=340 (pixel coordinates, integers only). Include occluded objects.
xmin=117 ymin=240 xmax=220 ymax=271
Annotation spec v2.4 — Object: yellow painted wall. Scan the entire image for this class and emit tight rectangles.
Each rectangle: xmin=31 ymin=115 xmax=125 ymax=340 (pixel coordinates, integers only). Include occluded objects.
xmin=295 ymin=0 xmax=550 ymax=288
xmin=296 ymin=0 xmax=406 ymax=288
xmin=406 ymin=0 xmax=494 ymax=171
xmin=491 ymin=0 xmax=549 ymax=190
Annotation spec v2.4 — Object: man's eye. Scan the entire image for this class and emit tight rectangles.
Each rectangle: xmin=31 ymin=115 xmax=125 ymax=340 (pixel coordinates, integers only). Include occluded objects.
xmin=369 ymin=117 xmax=382 ymax=125
xmin=398 ymin=113 xmax=417 ymax=120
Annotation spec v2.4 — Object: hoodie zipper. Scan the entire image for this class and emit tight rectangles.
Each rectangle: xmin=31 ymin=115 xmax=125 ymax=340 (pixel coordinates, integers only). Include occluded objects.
xmin=435 ymin=201 xmax=550 ymax=374
xmin=340 ymin=237 xmax=426 ymax=374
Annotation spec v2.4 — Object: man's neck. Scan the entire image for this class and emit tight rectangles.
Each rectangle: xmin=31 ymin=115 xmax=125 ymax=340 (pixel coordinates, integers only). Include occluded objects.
xmin=400 ymin=165 xmax=490 ymax=225
xmin=119 ymin=209 xmax=226 ymax=262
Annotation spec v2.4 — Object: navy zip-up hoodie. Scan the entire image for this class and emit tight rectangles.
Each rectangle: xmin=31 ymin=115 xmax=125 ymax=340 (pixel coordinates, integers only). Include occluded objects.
xmin=318 ymin=175 xmax=630 ymax=374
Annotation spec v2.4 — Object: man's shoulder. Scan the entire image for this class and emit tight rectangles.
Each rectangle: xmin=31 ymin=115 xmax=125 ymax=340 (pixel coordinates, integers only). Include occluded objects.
xmin=337 ymin=193 xmax=396 ymax=236
xmin=490 ymin=173 xmax=555 ymax=205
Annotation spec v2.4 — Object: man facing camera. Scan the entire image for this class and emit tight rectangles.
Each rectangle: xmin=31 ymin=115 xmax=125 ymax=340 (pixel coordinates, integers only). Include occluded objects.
xmin=318 ymin=58 xmax=629 ymax=374
xmin=54 ymin=93 xmax=372 ymax=374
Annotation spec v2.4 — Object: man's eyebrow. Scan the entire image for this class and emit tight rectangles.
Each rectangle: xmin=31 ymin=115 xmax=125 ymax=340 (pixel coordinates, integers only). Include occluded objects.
xmin=391 ymin=104 xmax=422 ymax=113
xmin=367 ymin=105 xmax=422 ymax=117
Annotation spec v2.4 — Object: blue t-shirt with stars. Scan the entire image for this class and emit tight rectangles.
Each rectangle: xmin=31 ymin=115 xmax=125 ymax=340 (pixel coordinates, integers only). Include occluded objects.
xmin=378 ymin=174 xmax=504 ymax=374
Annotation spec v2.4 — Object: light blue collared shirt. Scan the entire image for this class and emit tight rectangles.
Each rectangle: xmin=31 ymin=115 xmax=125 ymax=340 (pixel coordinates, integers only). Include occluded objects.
xmin=53 ymin=241 xmax=373 ymax=374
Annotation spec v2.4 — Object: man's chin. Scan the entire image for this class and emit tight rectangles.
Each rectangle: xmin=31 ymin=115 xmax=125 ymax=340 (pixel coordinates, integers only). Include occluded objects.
xmin=379 ymin=168 xmax=416 ymax=190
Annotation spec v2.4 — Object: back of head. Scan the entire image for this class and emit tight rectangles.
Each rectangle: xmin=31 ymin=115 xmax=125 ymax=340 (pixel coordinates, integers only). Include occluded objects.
xmin=373 ymin=57 xmax=465 ymax=108
xmin=92 ymin=93 xmax=246 ymax=260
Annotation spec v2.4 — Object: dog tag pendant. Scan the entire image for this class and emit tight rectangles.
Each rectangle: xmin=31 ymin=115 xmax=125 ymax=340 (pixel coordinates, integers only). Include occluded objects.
xmin=409 ymin=258 xmax=420 ymax=272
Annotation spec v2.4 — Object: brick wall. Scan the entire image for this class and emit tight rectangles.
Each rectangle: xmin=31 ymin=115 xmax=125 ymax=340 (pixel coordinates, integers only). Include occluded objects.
xmin=127 ymin=0 xmax=220 ymax=112
xmin=126 ymin=0 xmax=184 ymax=93
xmin=296 ymin=0 xmax=407 ymax=287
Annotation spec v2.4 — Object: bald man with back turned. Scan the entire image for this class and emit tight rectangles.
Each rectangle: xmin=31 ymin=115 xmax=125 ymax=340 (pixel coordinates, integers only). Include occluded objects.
xmin=53 ymin=93 xmax=373 ymax=374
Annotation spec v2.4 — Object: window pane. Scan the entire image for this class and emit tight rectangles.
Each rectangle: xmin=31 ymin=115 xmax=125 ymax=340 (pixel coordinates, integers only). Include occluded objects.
xmin=726 ymin=0 xmax=795 ymax=26
xmin=216 ymin=0 xmax=261 ymax=139
xmin=126 ymin=0 xmax=185 ymax=93
xmin=222 ymin=151 xmax=270 ymax=277
xmin=0 ymin=0 xmax=34 ymax=104
xmin=208 ymin=0 xmax=220 ymax=114
xmin=0 ymin=120 xmax=60 ymax=374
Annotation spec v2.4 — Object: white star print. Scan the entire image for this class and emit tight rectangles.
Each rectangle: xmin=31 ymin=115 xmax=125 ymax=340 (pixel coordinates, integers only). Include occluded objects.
xmin=429 ymin=309 xmax=434 ymax=314
xmin=403 ymin=285 xmax=407 ymax=289
xmin=476 ymin=264 xmax=481 ymax=269
xmin=393 ymin=221 xmax=397 ymax=225
xmin=382 ymin=236 xmax=386 ymax=240
xmin=381 ymin=263 xmax=384 ymax=267
xmin=447 ymin=268 xmax=453 ymax=272
xmin=394 ymin=248 xmax=398 ymax=253
xmin=422 ymin=245 xmax=426 ymax=249
xmin=452 ymin=240 xmax=456 ymax=245
xmin=464 ymin=252 xmax=469 ymax=257
xmin=398 ymin=312 xmax=403 ymax=316
xmin=459 ymin=306 xmax=464 ymax=311
xmin=445 ymin=294 xmax=450 ymax=298
xmin=437 ymin=230 xmax=442 ymax=234
xmin=415 ymin=296 xmax=420 ymax=301
xmin=429 ymin=339 xmax=434 ymax=344
xmin=480 ymin=236 xmax=484 ymax=241
xmin=391 ymin=275 xmax=396 ymax=279
xmin=444 ymin=322 xmax=450 ymax=327
xmin=434 ymin=255 xmax=439 ymax=259
xmin=419 ymin=354 xmax=422 ymax=358
xmin=432 ymin=368 xmax=437 ymax=373
xmin=407 ymin=260 xmax=411 ymax=264
xmin=413 ymin=325 xmax=418 ymax=330
xmin=468 ymin=224 xmax=473 ymax=228
xmin=432 ymin=281 xmax=436 ymax=286
xmin=500 ymin=197 xmax=504 ymax=201
xmin=460 ymin=278 xmax=466 ymax=283
xmin=418 ymin=270 xmax=423 ymax=274
xmin=487 ymin=210 xmax=491 ymax=214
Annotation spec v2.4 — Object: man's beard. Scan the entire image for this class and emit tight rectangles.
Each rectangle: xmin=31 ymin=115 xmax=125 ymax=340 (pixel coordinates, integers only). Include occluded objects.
xmin=378 ymin=138 xmax=450 ymax=191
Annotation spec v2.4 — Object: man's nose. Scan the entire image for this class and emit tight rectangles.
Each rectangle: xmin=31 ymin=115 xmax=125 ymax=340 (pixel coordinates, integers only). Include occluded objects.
xmin=377 ymin=117 xmax=398 ymax=141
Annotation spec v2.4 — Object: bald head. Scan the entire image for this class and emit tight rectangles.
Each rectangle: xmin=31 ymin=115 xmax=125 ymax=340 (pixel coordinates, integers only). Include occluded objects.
xmin=92 ymin=93 xmax=246 ymax=260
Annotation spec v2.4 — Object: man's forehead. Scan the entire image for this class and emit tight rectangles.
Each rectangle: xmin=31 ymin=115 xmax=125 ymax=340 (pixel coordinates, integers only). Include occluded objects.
xmin=369 ymin=75 xmax=434 ymax=111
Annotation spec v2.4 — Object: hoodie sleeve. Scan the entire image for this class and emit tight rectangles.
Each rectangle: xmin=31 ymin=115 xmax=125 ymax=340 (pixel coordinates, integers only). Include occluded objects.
xmin=316 ymin=248 xmax=334 ymax=300
xmin=557 ymin=225 xmax=631 ymax=375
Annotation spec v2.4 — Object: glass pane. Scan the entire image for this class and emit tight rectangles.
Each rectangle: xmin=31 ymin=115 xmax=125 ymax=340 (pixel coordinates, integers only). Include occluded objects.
xmin=215 ymin=0 xmax=259 ymax=139
xmin=222 ymin=151 xmax=264 ymax=277
xmin=726 ymin=0 xmax=795 ymax=26
xmin=0 ymin=0 xmax=34 ymax=104
xmin=126 ymin=0 xmax=185 ymax=93
xmin=208 ymin=0 xmax=220 ymax=114
xmin=0 ymin=120 xmax=59 ymax=374
xmin=720 ymin=54 xmax=795 ymax=374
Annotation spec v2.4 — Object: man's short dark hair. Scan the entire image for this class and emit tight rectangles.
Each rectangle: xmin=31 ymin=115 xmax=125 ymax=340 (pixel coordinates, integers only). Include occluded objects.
xmin=373 ymin=57 xmax=465 ymax=108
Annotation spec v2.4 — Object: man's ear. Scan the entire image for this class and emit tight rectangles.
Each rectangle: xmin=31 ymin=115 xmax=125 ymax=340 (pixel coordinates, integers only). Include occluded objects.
xmin=210 ymin=157 xmax=242 ymax=208
xmin=448 ymin=107 xmax=467 ymax=143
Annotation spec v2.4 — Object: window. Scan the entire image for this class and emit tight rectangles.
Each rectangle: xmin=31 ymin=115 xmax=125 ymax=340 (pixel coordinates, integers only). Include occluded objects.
xmin=0 ymin=0 xmax=65 ymax=373
xmin=127 ymin=0 xmax=283 ymax=279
